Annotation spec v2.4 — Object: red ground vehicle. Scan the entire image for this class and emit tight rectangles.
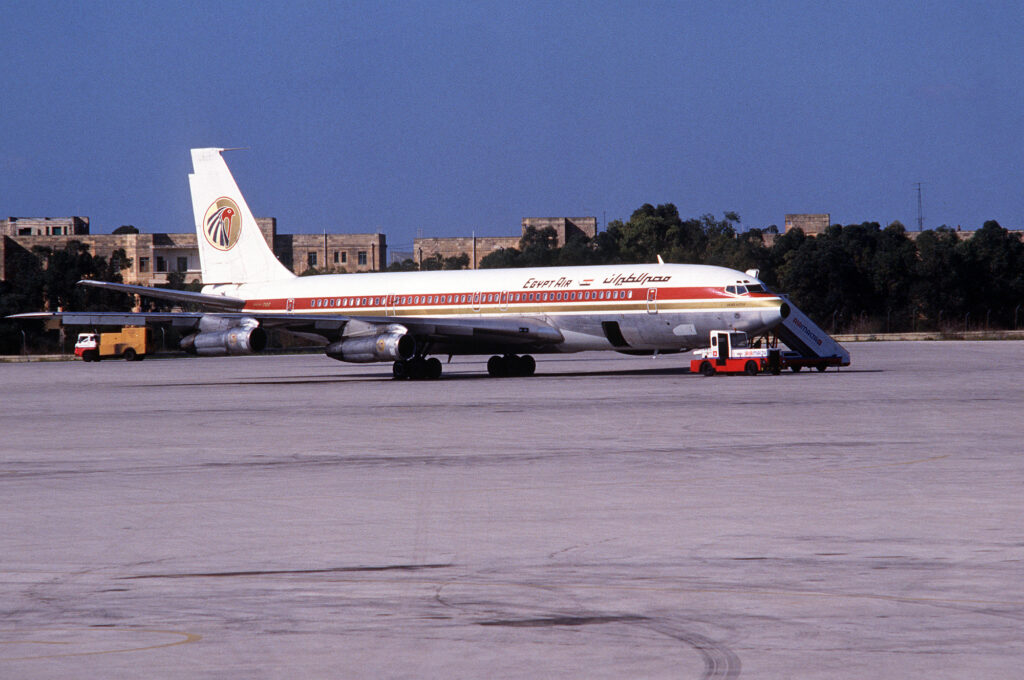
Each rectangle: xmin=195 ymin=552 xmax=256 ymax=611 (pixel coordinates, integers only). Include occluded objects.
xmin=690 ymin=330 xmax=781 ymax=376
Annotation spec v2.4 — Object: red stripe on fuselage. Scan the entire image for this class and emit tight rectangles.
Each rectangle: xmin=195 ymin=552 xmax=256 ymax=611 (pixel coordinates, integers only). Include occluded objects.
xmin=240 ymin=287 xmax=778 ymax=313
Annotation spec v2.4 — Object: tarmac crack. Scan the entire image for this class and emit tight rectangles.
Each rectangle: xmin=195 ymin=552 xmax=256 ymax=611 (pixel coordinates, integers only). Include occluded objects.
xmin=120 ymin=563 xmax=451 ymax=579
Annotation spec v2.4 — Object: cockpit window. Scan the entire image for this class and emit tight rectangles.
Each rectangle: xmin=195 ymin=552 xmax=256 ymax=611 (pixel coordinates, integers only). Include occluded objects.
xmin=746 ymin=284 xmax=765 ymax=293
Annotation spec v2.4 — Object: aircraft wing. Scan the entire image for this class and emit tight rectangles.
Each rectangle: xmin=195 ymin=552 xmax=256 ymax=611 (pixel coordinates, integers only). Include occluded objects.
xmin=76 ymin=280 xmax=246 ymax=311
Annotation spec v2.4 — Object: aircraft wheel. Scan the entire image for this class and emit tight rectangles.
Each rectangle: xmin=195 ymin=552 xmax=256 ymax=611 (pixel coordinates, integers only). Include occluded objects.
xmin=407 ymin=358 xmax=427 ymax=380
xmin=518 ymin=354 xmax=536 ymax=377
xmin=816 ymin=364 xmax=827 ymax=372
xmin=744 ymin=360 xmax=759 ymax=376
xmin=790 ymin=365 xmax=802 ymax=372
xmin=424 ymin=357 xmax=442 ymax=379
xmin=487 ymin=355 xmax=507 ymax=377
xmin=392 ymin=361 xmax=409 ymax=380
xmin=700 ymin=361 xmax=715 ymax=377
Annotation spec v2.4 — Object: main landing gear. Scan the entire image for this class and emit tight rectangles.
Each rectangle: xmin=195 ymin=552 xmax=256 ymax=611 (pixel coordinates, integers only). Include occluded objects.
xmin=392 ymin=354 xmax=537 ymax=379
xmin=487 ymin=354 xmax=536 ymax=378
xmin=392 ymin=356 xmax=442 ymax=380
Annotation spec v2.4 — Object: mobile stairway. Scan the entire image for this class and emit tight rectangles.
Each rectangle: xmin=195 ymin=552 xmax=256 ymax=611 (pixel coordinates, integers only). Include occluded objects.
xmin=769 ymin=295 xmax=851 ymax=371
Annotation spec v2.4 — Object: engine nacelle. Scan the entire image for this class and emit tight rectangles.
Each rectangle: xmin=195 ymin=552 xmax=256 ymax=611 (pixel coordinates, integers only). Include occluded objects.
xmin=181 ymin=324 xmax=267 ymax=356
xmin=326 ymin=330 xmax=415 ymax=363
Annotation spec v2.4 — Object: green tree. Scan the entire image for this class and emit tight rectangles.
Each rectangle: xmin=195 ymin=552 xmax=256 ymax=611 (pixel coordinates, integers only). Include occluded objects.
xmin=386 ymin=258 xmax=419 ymax=272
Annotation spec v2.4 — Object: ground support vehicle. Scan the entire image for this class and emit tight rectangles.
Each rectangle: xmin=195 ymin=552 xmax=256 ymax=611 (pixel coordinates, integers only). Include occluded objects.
xmin=691 ymin=330 xmax=781 ymax=376
xmin=75 ymin=327 xmax=150 ymax=362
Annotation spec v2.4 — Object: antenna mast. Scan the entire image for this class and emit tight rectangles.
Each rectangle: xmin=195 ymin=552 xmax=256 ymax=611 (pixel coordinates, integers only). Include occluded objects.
xmin=913 ymin=182 xmax=924 ymax=230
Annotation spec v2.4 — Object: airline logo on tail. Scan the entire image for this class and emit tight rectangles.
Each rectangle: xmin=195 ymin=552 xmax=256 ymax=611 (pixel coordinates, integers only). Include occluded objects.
xmin=203 ymin=197 xmax=242 ymax=250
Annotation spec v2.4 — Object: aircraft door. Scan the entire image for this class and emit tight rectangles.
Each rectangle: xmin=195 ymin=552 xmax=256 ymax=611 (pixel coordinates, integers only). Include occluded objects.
xmin=286 ymin=298 xmax=294 ymax=312
xmin=646 ymin=287 xmax=658 ymax=314
xmin=499 ymin=291 xmax=509 ymax=311
xmin=472 ymin=291 xmax=482 ymax=312
xmin=385 ymin=294 xmax=396 ymax=316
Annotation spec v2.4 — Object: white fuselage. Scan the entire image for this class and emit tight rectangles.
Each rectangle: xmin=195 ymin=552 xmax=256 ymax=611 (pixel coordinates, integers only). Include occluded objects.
xmin=204 ymin=262 xmax=786 ymax=354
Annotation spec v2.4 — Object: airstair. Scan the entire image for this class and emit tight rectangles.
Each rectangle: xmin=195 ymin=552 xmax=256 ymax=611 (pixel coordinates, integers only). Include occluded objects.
xmin=771 ymin=295 xmax=850 ymax=369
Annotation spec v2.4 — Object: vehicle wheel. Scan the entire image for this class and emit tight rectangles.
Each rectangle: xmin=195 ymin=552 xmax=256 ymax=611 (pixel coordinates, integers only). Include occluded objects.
xmin=790 ymin=365 xmax=802 ymax=372
xmin=700 ymin=361 xmax=715 ymax=377
xmin=816 ymin=364 xmax=827 ymax=372
xmin=123 ymin=348 xmax=136 ymax=362
xmin=487 ymin=355 xmax=507 ymax=377
xmin=744 ymin=360 xmax=758 ymax=376
xmin=392 ymin=361 xmax=409 ymax=380
xmin=82 ymin=350 xmax=96 ymax=362
xmin=424 ymin=357 xmax=442 ymax=379
xmin=135 ymin=354 xmax=145 ymax=361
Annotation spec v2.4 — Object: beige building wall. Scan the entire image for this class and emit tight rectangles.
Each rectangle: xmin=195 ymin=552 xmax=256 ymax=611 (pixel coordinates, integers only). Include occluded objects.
xmin=521 ymin=217 xmax=597 ymax=244
xmin=784 ymin=214 xmax=831 ymax=235
xmin=413 ymin=236 xmax=519 ymax=269
xmin=283 ymin=233 xmax=386 ymax=274
xmin=2 ymin=216 xmax=89 ymax=236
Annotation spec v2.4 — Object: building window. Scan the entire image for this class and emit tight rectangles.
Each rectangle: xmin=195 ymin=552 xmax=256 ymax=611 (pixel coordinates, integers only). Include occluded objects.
xmin=357 ymin=251 xmax=367 ymax=266
xmin=307 ymin=252 xmax=317 ymax=267
xmin=156 ymin=256 xmax=166 ymax=272
xmin=177 ymin=256 xmax=188 ymax=272
xmin=139 ymin=257 xmax=150 ymax=273
xmin=333 ymin=251 xmax=339 ymax=264
xmin=341 ymin=252 xmax=348 ymax=263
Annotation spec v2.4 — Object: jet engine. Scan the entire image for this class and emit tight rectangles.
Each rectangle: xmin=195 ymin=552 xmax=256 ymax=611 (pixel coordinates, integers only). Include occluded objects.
xmin=180 ymin=315 xmax=267 ymax=356
xmin=326 ymin=328 xmax=415 ymax=363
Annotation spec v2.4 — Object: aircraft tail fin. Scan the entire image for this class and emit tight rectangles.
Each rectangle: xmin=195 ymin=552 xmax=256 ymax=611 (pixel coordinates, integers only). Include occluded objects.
xmin=189 ymin=148 xmax=295 ymax=285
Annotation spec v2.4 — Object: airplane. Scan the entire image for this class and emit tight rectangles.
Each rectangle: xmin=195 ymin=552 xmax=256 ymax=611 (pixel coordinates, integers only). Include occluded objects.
xmin=11 ymin=148 xmax=790 ymax=379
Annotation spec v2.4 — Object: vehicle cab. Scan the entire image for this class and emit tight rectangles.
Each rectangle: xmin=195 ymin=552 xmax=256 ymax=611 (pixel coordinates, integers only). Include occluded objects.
xmin=74 ymin=333 xmax=98 ymax=357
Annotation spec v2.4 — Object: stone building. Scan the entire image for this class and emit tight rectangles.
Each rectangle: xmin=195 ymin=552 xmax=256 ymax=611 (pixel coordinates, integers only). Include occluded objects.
xmin=521 ymin=217 xmax=597 ymax=243
xmin=412 ymin=235 xmax=519 ymax=269
xmin=0 ymin=216 xmax=386 ymax=286
xmin=412 ymin=216 xmax=598 ymax=269
xmin=784 ymin=214 xmax=831 ymax=235
xmin=2 ymin=216 xmax=90 ymax=237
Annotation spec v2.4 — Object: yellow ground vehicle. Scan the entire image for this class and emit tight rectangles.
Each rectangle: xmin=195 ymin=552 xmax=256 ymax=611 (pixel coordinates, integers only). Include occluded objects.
xmin=74 ymin=327 xmax=150 ymax=362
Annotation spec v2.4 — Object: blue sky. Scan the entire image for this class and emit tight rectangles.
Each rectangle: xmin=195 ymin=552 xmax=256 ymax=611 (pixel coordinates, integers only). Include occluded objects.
xmin=2 ymin=1 xmax=1021 ymax=251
